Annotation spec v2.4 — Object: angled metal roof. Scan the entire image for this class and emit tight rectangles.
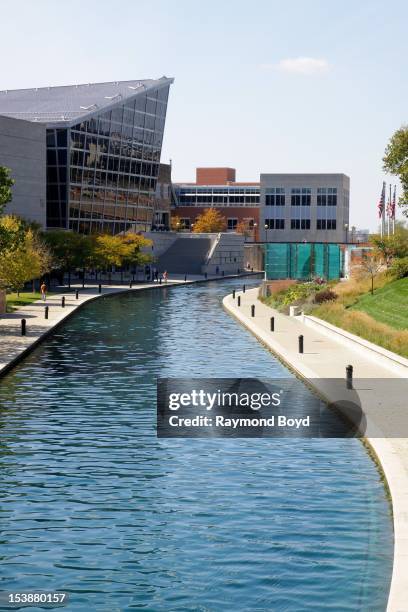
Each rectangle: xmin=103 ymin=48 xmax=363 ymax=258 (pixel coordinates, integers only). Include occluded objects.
xmin=0 ymin=77 xmax=173 ymax=126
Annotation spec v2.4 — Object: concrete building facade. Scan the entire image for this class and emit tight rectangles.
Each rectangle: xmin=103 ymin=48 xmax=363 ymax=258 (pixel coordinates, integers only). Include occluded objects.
xmin=260 ymin=173 xmax=350 ymax=243
xmin=0 ymin=115 xmax=46 ymax=226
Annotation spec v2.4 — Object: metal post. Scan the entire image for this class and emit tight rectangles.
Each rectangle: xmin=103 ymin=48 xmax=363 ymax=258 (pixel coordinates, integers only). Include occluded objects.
xmin=251 ymin=304 xmax=255 ymax=317
xmin=75 ymin=290 xmax=79 ymax=300
xmin=222 ymin=270 xmax=225 ymax=277
xmin=243 ymin=284 xmax=246 ymax=293
xmin=21 ymin=319 xmax=26 ymax=336
xmin=45 ymin=306 xmax=49 ymax=320
xmin=298 ymin=334 xmax=304 ymax=353
xmin=61 ymin=296 xmax=65 ymax=308
xmin=270 ymin=316 xmax=274 ymax=332
xmin=98 ymin=284 xmax=102 ymax=294
xmin=204 ymin=272 xmax=208 ymax=279
xmin=346 ymin=364 xmax=353 ymax=389
xmin=232 ymin=289 xmax=236 ymax=299
xmin=159 ymin=277 xmax=162 ymax=285
xmin=237 ymin=296 xmax=241 ymax=307
xmin=184 ymin=274 xmax=187 ymax=282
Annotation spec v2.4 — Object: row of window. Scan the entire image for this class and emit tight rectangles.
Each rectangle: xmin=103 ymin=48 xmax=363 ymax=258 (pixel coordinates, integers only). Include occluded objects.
xmin=266 ymin=194 xmax=337 ymax=206
xmin=264 ymin=218 xmax=337 ymax=230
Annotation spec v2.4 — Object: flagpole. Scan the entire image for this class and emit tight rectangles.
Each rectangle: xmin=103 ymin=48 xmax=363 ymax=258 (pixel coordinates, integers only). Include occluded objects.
xmin=388 ymin=183 xmax=391 ymax=237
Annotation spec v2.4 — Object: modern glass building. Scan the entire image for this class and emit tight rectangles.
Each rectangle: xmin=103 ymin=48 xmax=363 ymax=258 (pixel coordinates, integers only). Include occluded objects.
xmin=0 ymin=77 xmax=173 ymax=233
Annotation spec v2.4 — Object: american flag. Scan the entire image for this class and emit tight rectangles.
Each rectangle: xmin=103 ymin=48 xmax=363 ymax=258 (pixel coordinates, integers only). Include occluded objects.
xmin=391 ymin=185 xmax=396 ymax=219
xmin=386 ymin=187 xmax=393 ymax=218
xmin=378 ymin=181 xmax=386 ymax=218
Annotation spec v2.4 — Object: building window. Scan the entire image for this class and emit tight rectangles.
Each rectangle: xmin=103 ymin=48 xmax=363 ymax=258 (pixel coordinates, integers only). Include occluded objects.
xmin=301 ymin=188 xmax=311 ymax=206
xmin=317 ymin=219 xmax=336 ymax=230
xmin=291 ymin=219 xmax=311 ymax=230
xmin=265 ymin=187 xmax=285 ymax=206
xmin=227 ymin=218 xmax=238 ymax=230
xmin=265 ymin=218 xmax=285 ymax=229
xmin=317 ymin=187 xmax=337 ymax=206
xmin=291 ymin=188 xmax=301 ymax=206
xmin=180 ymin=218 xmax=190 ymax=229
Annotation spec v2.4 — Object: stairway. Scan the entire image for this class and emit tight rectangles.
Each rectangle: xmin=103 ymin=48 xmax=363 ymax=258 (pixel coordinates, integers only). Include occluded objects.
xmin=157 ymin=237 xmax=213 ymax=274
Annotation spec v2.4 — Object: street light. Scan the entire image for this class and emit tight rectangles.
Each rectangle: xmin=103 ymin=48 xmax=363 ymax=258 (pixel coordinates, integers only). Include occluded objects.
xmin=344 ymin=223 xmax=349 ymax=244
xmin=264 ymin=222 xmax=269 ymax=243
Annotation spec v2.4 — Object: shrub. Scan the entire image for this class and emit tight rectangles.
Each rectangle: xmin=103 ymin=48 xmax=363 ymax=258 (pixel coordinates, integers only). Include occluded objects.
xmin=389 ymin=256 xmax=408 ymax=279
xmin=314 ymin=289 xmax=337 ymax=304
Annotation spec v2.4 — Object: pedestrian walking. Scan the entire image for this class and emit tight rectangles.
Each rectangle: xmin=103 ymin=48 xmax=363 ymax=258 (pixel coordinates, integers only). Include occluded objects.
xmin=40 ymin=281 xmax=47 ymax=301
xmin=162 ymin=270 xmax=168 ymax=284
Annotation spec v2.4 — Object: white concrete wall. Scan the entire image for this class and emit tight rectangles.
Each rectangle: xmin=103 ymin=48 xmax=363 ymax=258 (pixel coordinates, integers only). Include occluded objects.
xmin=202 ymin=233 xmax=245 ymax=275
xmin=0 ymin=115 xmax=46 ymax=227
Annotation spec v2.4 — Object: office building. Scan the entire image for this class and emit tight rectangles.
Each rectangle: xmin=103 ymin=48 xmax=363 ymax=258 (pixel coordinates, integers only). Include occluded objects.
xmin=0 ymin=77 xmax=173 ymax=233
xmin=261 ymin=173 xmax=350 ymax=243
xmin=174 ymin=167 xmax=260 ymax=240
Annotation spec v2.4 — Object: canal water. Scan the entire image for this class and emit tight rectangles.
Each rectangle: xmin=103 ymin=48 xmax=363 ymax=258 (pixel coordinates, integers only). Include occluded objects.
xmin=0 ymin=278 xmax=393 ymax=611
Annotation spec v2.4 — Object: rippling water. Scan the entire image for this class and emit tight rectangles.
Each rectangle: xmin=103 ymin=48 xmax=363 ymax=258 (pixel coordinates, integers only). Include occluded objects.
xmin=0 ymin=278 xmax=393 ymax=611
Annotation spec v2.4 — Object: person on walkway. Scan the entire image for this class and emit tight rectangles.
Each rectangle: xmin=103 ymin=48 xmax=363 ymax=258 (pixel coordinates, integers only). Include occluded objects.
xmin=40 ymin=281 xmax=47 ymax=301
xmin=155 ymin=268 xmax=159 ymax=282
xmin=162 ymin=270 xmax=168 ymax=284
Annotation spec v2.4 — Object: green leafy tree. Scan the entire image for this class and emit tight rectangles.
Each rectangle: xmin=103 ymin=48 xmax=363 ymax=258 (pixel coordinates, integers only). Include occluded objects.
xmin=43 ymin=230 xmax=92 ymax=286
xmin=370 ymin=226 xmax=408 ymax=266
xmin=383 ymin=126 xmax=408 ymax=216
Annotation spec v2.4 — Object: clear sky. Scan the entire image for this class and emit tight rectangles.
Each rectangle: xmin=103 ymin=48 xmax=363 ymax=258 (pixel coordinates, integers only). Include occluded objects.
xmin=1 ymin=0 xmax=407 ymax=230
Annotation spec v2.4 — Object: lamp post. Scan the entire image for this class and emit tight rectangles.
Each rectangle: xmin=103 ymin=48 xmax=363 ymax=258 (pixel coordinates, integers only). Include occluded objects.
xmin=264 ymin=222 xmax=269 ymax=243
xmin=191 ymin=223 xmax=194 ymax=233
xmin=253 ymin=221 xmax=258 ymax=242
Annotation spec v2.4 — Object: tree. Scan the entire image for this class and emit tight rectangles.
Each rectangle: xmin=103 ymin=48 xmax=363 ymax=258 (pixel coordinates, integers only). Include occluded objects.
xmin=192 ymin=208 xmax=227 ymax=233
xmin=121 ymin=233 xmax=153 ymax=270
xmin=94 ymin=235 xmax=125 ymax=282
xmin=359 ymin=253 xmax=383 ymax=295
xmin=0 ymin=218 xmax=53 ymax=293
xmin=370 ymin=228 xmax=408 ymax=266
xmin=383 ymin=125 xmax=408 ymax=216
xmin=42 ymin=230 xmax=92 ymax=286
xmin=0 ymin=166 xmax=14 ymax=214
xmin=170 ymin=215 xmax=183 ymax=231
xmin=236 ymin=220 xmax=252 ymax=239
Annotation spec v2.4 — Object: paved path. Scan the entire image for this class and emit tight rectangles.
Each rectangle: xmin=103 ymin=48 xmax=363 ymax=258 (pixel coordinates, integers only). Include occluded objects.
xmin=223 ymin=287 xmax=408 ymax=612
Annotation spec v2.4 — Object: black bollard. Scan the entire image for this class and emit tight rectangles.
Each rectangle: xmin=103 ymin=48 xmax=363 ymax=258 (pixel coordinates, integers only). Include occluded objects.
xmin=45 ymin=306 xmax=49 ymax=320
xmin=184 ymin=274 xmax=187 ymax=282
xmin=204 ymin=272 xmax=208 ymax=279
xmin=298 ymin=334 xmax=304 ymax=354
xmin=232 ymin=289 xmax=236 ymax=299
xmin=346 ymin=364 xmax=353 ymax=389
xmin=222 ymin=270 xmax=225 ymax=277
xmin=129 ymin=281 xmax=133 ymax=289
xmin=82 ymin=277 xmax=85 ymax=289
xmin=243 ymin=284 xmax=246 ymax=293
xmin=270 ymin=316 xmax=274 ymax=332
xmin=251 ymin=304 xmax=255 ymax=317
xmin=21 ymin=318 xmax=26 ymax=336
xmin=75 ymin=290 xmax=79 ymax=300
xmin=98 ymin=284 xmax=102 ymax=294
xmin=251 ymin=267 xmax=254 ymax=272
xmin=159 ymin=277 xmax=162 ymax=285
xmin=237 ymin=296 xmax=241 ymax=307
xmin=61 ymin=296 xmax=65 ymax=308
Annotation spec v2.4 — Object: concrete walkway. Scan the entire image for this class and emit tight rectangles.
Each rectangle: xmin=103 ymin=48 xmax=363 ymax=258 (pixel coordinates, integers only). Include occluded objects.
xmin=223 ymin=287 xmax=408 ymax=612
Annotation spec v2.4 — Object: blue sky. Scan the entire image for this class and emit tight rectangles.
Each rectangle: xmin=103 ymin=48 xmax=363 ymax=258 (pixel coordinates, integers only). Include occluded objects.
xmin=1 ymin=0 xmax=407 ymax=229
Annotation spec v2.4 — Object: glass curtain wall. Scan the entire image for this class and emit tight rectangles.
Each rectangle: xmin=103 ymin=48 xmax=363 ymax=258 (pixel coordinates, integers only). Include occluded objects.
xmin=46 ymin=85 xmax=169 ymax=233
